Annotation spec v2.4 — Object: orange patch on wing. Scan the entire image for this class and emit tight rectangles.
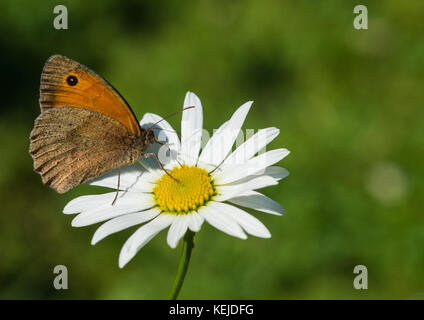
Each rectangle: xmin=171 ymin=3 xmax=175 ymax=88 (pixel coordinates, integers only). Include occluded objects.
xmin=40 ymin=55 xmax=141 ymax=136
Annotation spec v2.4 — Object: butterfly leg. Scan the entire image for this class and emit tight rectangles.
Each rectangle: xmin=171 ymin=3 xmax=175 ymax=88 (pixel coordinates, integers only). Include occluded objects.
xmin=141 ymin=152 xmax=179 ymax=182
xmin=111 ymin=168 xmax=121 ymax=206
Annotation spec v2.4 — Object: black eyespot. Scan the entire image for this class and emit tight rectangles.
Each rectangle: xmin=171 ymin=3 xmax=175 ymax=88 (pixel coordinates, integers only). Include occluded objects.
xmin=66 ymin=75 xmax=78 ymax=86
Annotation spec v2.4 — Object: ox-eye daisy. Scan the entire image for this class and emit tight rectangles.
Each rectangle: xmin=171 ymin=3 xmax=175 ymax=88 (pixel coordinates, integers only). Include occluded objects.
xmin=63 ymin=92 xmax=289 ymax=298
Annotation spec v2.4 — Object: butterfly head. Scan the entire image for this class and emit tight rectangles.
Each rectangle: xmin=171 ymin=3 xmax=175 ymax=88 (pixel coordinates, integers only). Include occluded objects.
xmin=146 ymin=128 xmax=156 ymax=142
xmin=140 ymin=128 xmax=163 ymax=148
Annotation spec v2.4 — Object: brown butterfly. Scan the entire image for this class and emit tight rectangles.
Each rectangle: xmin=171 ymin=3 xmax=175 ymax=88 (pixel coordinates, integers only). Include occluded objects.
xmin=29 ymin=55 xmax=182 ymax=199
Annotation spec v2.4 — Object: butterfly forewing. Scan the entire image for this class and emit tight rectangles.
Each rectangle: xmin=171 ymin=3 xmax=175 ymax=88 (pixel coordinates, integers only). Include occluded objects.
xmin=40 ymin=55 xmax=141 ymax=136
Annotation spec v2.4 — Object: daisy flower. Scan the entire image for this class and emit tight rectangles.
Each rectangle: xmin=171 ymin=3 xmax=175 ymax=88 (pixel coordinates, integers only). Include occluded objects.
xmin=63 ymin=92 xmax=290 ymax=270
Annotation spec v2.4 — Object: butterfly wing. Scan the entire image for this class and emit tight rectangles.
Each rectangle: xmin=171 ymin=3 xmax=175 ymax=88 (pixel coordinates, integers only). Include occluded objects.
xmin=29 ymin=107 xmax=144 ymax=193
xmin=39 ymin=55 xmax=141 ymax=136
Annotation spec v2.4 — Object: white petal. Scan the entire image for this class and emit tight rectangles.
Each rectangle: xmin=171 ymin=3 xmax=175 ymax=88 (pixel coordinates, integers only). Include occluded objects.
xmin=91 ymin=208 xmax=160 ymax=244
xmin=167 ymin=215 xmax=189 ymax=248
xmin=263 ymin=166 xmax=290 ymax=181
xmin=196 ymin=158 xmax=222 ymax=173
xmin=187 ymin=212 xmax=204 ymax=232
xmin=137 ymin=156 xmax=162 ymax=177
xmin=214 ymin=176 xmax=278 ymax=202
xmin=180 ymin=92 xmax=203 ymax=166
xmin=228 ymin=190 xmax=284 ymax=215
xmin=223 ymin=127 xmax=279 ymax=166
xmin=71 ymin=193 xmax=155 ymax=227
xmin=87 ymin=165 xmax=154 ymax=192
xmin=197 ymin=120 xmax=229 ymax=165
xmin=214 ymin=149 xmax=290 ymax=185
xmin=137 ymin=113 xmax=177 ymax=175
xmin=199 ymin=202 xmax=247 ymax=239
xmin=198 ymin=101 xmax=252 ymax=166
xmin=134 ymin=168 xmax=160 ymax=183
xmin=119 ymin=214 xmax=175 ymax=268
xmin=140 ymin=113 xmax=180 ymax=153
xmin=140 ymin=113 xmax=180 ymax=168
xmin=222 ymin=166 xmax=289 ymax=186
xmin=211 ymin=202 xmax=271 ymax=238
xmin=64 ymin=192 xmax=117 ymax=214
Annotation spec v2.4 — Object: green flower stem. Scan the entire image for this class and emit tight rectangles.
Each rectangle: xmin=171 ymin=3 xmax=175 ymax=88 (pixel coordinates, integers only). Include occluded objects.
xmin=167 ymin=230 xmax=195 ymax=300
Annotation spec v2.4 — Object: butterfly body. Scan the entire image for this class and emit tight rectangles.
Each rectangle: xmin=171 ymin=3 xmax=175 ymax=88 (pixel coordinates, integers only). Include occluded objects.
xmin=29 ymin=55 xmax=156 ymax=193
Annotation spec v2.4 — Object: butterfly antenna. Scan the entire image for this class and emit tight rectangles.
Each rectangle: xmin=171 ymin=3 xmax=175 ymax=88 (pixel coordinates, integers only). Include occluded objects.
xmin=152 ymin=127 xmax=182 ymax=137
xmin=149 ymin=106 xmax=195 ymax=129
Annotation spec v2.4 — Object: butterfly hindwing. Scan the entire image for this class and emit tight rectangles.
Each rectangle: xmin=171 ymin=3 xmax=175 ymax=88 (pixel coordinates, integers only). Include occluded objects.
xmin=29 ymin=107 xmax=143 ymax=193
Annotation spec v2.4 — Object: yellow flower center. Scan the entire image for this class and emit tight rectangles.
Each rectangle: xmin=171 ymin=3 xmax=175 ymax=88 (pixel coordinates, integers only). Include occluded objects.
xmin=153 ymin=165 xmax=215 ymax=214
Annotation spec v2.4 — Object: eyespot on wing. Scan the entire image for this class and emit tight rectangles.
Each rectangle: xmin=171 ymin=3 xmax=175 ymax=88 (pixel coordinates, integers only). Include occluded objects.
xmin=39 ymin=55 xmax=141 ymax=136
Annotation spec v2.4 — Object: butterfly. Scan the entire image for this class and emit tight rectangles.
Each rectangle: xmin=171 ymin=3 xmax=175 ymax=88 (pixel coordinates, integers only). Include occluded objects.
xmin=29 ymin=55 xmax=181 ymax=198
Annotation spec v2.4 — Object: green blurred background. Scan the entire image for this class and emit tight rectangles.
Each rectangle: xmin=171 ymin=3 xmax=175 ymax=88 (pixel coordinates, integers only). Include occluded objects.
xmin=1 ymin=0 xmax=423 ymax=299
